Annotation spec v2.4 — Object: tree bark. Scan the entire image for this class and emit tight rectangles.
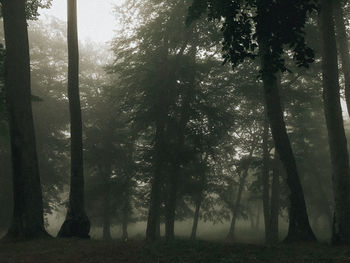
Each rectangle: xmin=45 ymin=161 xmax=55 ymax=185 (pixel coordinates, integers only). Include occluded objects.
xmin=58 ymin=0 xmax=90 ymax=238
xmin=334 ymin=0 xmax=350 ymax=117
xmin=2 ymin=0 xmax=48 ymax=239
xmin=319 ymin=0 xmax=350 ymax=245
xmin=258 ymin=37 xmax=316 ymax=242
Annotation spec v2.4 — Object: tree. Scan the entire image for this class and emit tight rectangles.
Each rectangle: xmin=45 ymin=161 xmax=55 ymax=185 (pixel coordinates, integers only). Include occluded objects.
xmin=1 ymin=0 xmax=49 ymax=239
xmin=319 ymin=0 xmax=350 ymax=245
xmin=188 ymin=0 xmax=317 ymax=242
xmin=58 ymin=0 xmax=90 ymax=238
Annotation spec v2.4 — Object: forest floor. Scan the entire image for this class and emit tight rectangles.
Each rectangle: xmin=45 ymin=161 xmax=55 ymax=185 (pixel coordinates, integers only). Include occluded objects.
xmin=0 ymin=238 xmax=349 ymax=263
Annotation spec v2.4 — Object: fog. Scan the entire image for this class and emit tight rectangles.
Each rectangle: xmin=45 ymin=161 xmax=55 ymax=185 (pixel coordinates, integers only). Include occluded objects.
xmin=1 ymin=0 xmax=350 ymax=262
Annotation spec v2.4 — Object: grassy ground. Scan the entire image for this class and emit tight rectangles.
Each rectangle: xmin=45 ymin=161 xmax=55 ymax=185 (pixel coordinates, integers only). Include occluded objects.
xmin=0 ymin=238 xmax=350 ymax=263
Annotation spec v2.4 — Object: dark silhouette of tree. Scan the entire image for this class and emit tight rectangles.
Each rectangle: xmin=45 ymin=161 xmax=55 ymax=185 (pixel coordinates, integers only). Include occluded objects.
xmin=188 ymin=0 xmax=317 ymax=242
xmin=319 ymin=0 xmax=350 ymax=245
xmin=57 ymin=0 xmax=90 ymax=238
xmin=1 ymin=0 xmax=49 ymax=239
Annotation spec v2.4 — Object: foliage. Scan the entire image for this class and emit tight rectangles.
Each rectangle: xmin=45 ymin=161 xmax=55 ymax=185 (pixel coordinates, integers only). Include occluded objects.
xmin=188 ymin=0 xmax=317 ymax=74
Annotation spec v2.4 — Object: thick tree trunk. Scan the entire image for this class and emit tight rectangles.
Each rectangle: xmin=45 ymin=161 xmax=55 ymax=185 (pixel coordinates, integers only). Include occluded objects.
xmin=58 ymin=0 xmax=90 ymax=238
xmin=334 ymin=0 xmax=350 ymax=117
xmin=261 ymin=112 xmax=271 ymax=243
xmin=258 ymin=38 xmax=316 ymax=242
xmin=319 ymin=0 xmax=350 ymax=245
xmin=268 ymin=152 xmax=281 ymax=245
xmin=2 ymin=0 xmax=48 ymax=239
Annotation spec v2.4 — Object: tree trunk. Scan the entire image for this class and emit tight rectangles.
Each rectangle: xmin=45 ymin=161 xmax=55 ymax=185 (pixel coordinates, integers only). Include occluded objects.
xmin=121 ymin=185 xmax=131 ymax=242
xmin=121 ymin=219 xmax=128 ymax=242
xmin=261 ymin=111 xmax=271 ymax=243
xmin=58 ymin=0 xmax=90 ymax=238
xmin=190 ymin=153 xmax=208 ymax=240
xmin=102 ymin=169 xmax=111 ymax=241
xmin=146 ymin=34 xmax=170 ymax=241
xmin=258 ymin=37 xmax=316 ymax=242
xmin=156 ymin=216 xmax=161 ymax=239
xmin=102 ymin=205 xmax=111 ymax=241
xmin=268 ymin=152 xmax=281 ymax=245
xmin=255 ymin=202 xmax=261 ymax=230
xmin=334 ymin=0 xmax=350 ymax=117
xmin=164 ymin=43 xmax=196 ymax=242
xmin=165 ymin=173 xmax=178 ymax=241
xmin=226 ymin=170 xmax=248 ymax=240
xmin=248 ymin=203 xmax=255 ymax=230
xmin=190 ymin=200 xmax=201 ymax=240
xmin=190 ymin=192 xmax=202 ymax=240
xmin=146 ymin=118 xmax=165 ymax=241
xmin=319 ymin=0 xmax=350 ymax=245
xmin=2 ymin=0 xmax=48 ymax=239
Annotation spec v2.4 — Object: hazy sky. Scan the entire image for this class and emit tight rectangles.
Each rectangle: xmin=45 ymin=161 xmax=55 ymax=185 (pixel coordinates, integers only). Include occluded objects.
xmin=39 ymin=0 xmax=124 ymax=44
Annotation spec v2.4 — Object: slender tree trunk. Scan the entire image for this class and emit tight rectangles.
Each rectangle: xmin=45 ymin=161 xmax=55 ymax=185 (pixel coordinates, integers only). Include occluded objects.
xmin=165 ymin=173 xmax=178 ymax=241
xmin=190 ymin=192 xmax=202 ymax=240
xmin=146 ymin=119 xmax=165 ymax=241
xmin=249 ymin=204 xmax=255 ymax=230
xmin=102 ymin=169 xmax=111 ymax=241
xmin=261 ymin=111 xmax=271 ymax=242
xmin=121 ymin=219 xmax=128 ymax=242
xmin=121 ymin=185 xmax=131 ymax=242
xmin=2 ymin=0 xmax=48 ymax=239
xmin=334 ymin=0 xmax=350 ymax=117
xmin=156 ymin=216 xmax=161 ymax=239
xmin=102 ymin=206 xmax=111 ymax=241
xmin=190 ymin=153 xmax=208 ymax=240
xmin=58 ymin=0 xmax=90 ymax=238
xmin=255 ymin=202 xmax=261 ymax=230
xmin=227 ymin=171 xmax=248 ymax=240
xmin=319 ymin=0 xmax=350 ymax=245
xmin=268 ymin=152 xmax=280 ymax=245
xmin=258 ymin=36 xmax=316 ymax=242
